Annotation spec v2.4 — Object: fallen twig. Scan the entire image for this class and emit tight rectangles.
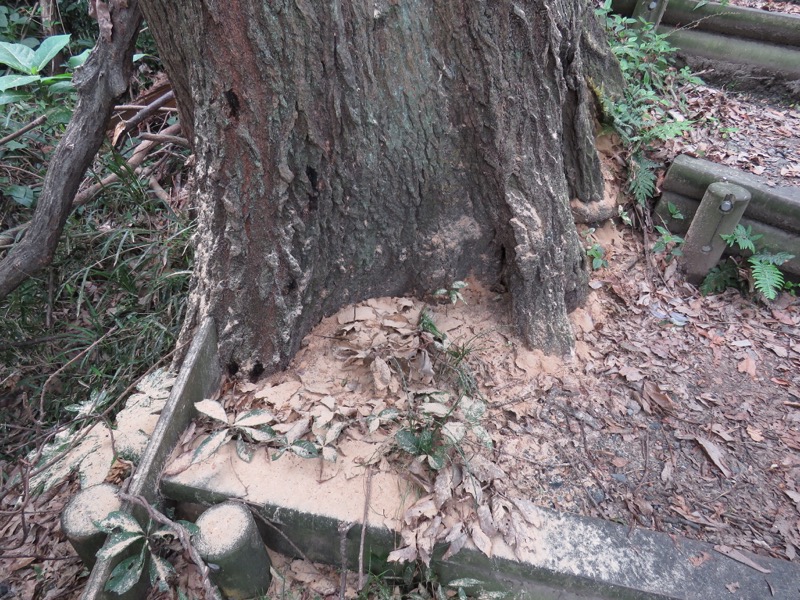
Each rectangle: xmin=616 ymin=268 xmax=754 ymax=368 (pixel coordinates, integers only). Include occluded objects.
xmin=0 ymin=115 xmax=48 ymax=147
xmin=114 ymin=90 xmax=175 ymax=145
xmin=139 ymin=132 xmax=190 ymax=148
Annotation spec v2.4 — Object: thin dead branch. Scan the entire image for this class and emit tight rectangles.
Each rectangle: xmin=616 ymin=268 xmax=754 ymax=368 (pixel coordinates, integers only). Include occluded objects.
xmin=119 ymin=492 xmax=220 ymax=599
xmin=114 ymin=90 xmax=175 ymax=145
xmin=0 ymin=115 xmax=48 ymax=147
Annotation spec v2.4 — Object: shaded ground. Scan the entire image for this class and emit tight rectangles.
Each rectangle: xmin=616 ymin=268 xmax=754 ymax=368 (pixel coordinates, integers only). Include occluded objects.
xmin=213 ymin=242 xmax=800 ymax=565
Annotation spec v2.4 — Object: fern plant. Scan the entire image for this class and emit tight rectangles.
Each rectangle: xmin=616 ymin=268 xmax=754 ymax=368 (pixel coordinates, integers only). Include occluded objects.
xmin=701 ymin=225 xmax=794 ymax=300
xmin=596 ymin=1 xmax=700 ymax=205
xmin=748 ymin=253 xmax=793 ymax=300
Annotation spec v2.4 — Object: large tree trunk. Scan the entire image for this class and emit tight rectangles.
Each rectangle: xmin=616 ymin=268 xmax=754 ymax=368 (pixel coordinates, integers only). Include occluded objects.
xmin=140 ymin=0 xmax=613 ymax=376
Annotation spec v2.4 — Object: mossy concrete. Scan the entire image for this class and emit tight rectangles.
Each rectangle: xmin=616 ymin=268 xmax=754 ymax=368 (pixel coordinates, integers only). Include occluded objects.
xmin=161 ymin=451 xmax=800 ymax=600
xmin=656 ymin=155 xmax=800 ymax=276
xmin=79 ymin=318 xmax=222 ymax=600
xmin=681 ymin=182 xmax=751 ymax=284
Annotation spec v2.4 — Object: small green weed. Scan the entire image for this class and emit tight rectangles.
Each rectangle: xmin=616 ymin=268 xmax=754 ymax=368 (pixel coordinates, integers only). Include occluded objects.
xmin=586 ymin=243 xmax=608 ymax=270
xmin=433 ymin=280 xmax=468 ymax=306
xmin=666 ymin=201 xmax=684 ymax=220
xmin=652 ymin=225 xmax=683 ymax=261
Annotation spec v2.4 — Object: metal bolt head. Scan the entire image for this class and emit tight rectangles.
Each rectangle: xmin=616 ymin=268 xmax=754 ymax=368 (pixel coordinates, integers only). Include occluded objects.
xmin=649 ymin=1 xmax=657 ymax=9
xmin=702 ymin=245 xmax=712 ymax=253
xmin=719 ymin=199 xmax=733 ymax=213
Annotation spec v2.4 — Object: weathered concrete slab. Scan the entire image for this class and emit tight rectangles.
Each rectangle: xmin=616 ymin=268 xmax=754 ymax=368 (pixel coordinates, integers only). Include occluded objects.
xmin=162 ymin=443 xmax=800 ymax=599
xmin=655 ymin=191 xmax=800 ymax=276
xmin=80 ymin=318 xmax=222 ymax=600
xmin=662 ymin=155 xmax=800 ymax=235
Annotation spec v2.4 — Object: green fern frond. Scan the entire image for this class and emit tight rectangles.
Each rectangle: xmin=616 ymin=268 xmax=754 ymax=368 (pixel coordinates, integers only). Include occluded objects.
xmin=748 ymin=257 xmax=784 ymax=300
xmin=628 ymin=153 xmax=658 ymax=205
xmin=645 ymin=119 xmax=692 ymax=143
xmin=753 ymin=251 xmax=794 ymax=266
xmin=700 ymin=260 xmax=738 ymax=296
xmin=720 ymin=224 xmax=761 ymax=253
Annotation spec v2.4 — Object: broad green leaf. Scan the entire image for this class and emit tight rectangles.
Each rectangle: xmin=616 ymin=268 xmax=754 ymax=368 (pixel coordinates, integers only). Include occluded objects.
xmin=96 ymin=532 xmax=144 ymax=560
xmin=67 ymin=48 xmax=91 ymax=69
xmin=395 ymin=429 xmax=419 ymax=454
xmin=290 ymin=440 xmax=319 ymax=459
xmin=191 ymin=429 xmax=230 ymax=464
xmin=0 ymin=73 xmax=39 ymax=91
xmin=32 ymin=35 xmax=71 ymax=74
xmin=105 ymin=546 xmax=146 ymax=594
xmin=97 ymin=511 xmax=143 ymax=534
xmin=427 ymin=448 xmax=446 ymax=470
xmin=234 ymin=408 xmax=274 ymax=427
xmin=236 ymin=438 xmax=255 ymax=462
xmin=238 ymin=425 xmax=275 ymax=442
xmin=149 ymin=554 xmax=176 ymax=590
xmin=0 ymin=41 xmax=35 ymax=73
xmin=4 ymin=184 xmax=36 ymax=207
xmin=44 ymin=80 xmax=74 ymax=94
xmin=38 ymin=73 xmax=72 ymax=84
xmin=0 ymin=90 xmax=31 ymax=105
xmin=177 ymin=520 xmax=200 ymax=536
xmin=194 ymin=399 xmax=229 ymax=423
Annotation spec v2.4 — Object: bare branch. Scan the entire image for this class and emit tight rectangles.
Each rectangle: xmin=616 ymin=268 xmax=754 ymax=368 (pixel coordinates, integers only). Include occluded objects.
xmin=119 ymin=493 xmax=220 ymax=600
xmin=0 ymin=115 xmax=48 ymax=147
xmin=0 ymin=0 xmax=143 ymax=300
xmin=114 ymin=90 xmax=175 ymax=144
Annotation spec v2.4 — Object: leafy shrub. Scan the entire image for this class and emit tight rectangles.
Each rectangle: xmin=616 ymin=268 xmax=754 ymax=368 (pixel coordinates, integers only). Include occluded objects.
xmin=597 ymin=1 xmax=701 ymax=204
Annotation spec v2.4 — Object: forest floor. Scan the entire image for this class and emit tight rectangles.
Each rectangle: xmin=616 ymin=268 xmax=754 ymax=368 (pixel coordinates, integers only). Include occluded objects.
xmin=1 ymin=41 xmax=799 ymax=600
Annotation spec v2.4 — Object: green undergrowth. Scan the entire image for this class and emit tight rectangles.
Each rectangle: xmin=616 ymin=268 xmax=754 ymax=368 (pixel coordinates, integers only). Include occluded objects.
xmin=700 ymin=224 xmax=795 ymax=300
xmin=0 ymin=4 xmax=190 ymax=461
xmin=0 ymin=171 xmax=193 ymax=458
xmin=597 ymin=1 xmax=701 ymax=205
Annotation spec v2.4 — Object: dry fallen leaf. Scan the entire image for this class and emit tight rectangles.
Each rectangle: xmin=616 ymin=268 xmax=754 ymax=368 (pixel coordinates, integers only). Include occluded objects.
xmin=737 ymin=356 xmax=756 ymax=378
xmin=620 ymin=365 xmax=644 ymax=382
xmin=714 ymin=545 xmax=771 ymax=574
xmin=695 ymin=436 xmax=732 ymax=479
xmin=470 ymin=521 xmax=493 ymax=557
xmin=746 ymin=426 xmax=764 ymax=442
xmin=688 ymin=551 xmax=711 ymax=567
xmin=643 ymin=380 xmax=674 ymax=413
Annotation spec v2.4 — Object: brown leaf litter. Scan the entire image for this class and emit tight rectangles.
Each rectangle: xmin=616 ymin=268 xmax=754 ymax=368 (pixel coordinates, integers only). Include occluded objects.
xmin=182 ymin=217 xmax=800 ymax=582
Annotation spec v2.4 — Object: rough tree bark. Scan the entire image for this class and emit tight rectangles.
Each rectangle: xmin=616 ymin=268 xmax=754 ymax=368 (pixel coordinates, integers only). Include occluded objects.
xmin=140 ymin=0 xmax=617 ymax=376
